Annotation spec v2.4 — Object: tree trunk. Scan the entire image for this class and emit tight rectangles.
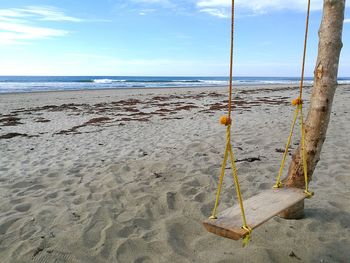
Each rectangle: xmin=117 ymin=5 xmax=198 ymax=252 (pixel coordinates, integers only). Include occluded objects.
xmin=280 ymin=0 xmax=346 ymax=218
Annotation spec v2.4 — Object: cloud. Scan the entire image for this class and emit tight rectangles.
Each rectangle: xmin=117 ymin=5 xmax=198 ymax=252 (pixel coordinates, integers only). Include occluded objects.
xmin=197 ymin=0 xmax=350 ymax=17
xmin=345 ymin=18 xmax=350 ymax=23
xmin=0 ymin=6 xmax=83 ymax=22
xmin=0 ymin=21 xmax=68 ymax=45
xmin=199 ymin=8 xmax=228 ymax=18
xmin=0 ymin=6 xmax=80 ymax=45
xmin=138 ymin=9 xmax=156 ymax=15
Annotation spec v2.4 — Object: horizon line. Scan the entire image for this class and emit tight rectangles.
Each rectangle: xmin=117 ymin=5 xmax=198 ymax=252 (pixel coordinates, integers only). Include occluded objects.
xmin=1 ymin=75 xmax=349 ymax=78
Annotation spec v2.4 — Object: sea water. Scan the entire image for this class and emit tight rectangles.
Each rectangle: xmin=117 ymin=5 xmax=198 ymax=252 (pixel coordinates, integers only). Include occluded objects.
xmin=0 ymin=76 xmax=349 ymax=93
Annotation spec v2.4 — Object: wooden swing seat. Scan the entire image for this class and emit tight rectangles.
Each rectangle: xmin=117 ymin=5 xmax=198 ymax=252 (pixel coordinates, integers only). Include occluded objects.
xmin=203 ymin=187 xmax=307 ymax=240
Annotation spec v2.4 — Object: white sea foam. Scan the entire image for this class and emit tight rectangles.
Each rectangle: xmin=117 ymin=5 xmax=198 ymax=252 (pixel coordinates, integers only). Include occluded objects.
xmin=93 ymin=79 xmax=126 ymax=84
xmin=0 ymin=76 xmax=349 ymax=93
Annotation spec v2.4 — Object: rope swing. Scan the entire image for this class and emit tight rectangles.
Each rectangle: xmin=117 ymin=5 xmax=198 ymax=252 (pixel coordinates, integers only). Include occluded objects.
xmin=209 ymin=0 xmax=252 ymax=247
xmin=206 ymin=0 xmax=313 ymax=246
xmin=273 ymin=0 xmax=314 ymax=198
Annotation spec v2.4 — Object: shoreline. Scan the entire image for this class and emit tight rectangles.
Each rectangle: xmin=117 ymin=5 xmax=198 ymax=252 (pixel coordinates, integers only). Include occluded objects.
xmin=0 ymin=83 xmax=318 ymax=96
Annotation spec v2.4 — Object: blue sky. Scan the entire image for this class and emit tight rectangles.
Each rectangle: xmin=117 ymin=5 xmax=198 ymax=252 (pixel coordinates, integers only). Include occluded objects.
xmin=0 ymin=0 xmax=349 ymax=76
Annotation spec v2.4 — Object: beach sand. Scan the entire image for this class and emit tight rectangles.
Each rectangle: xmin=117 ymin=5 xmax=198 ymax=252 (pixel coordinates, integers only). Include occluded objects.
xmin=0 ymin=85 xmax=349 ymax=263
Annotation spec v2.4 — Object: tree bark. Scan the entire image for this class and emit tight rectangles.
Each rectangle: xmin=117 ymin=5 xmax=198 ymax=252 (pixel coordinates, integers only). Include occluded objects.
xmin=280 ymin=0 xmax=346 ymax=218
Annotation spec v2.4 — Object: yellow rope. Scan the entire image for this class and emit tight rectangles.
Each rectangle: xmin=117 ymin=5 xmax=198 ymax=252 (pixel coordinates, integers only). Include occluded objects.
xmin=228 ymin=132 xmax=252 ymax=247
xmin=209 ymin=0 xmax=251 ymax=246
xmin=228 ymin=130 xmax=248 ymax=228
xmin=210 ymin=129 xmax=230 ymax=219
xmin=274 ymin=0 xmax=313 ymax=197
xmin=274 ymin=106 xmax=300 ymax=188
xmin=210 ymin=126 xmax=251 ymax=246
xmin=299 ymin=0 xmax=311 ymax=98
xmin=299 ymin=105 xmax=314 ymax=197
xmin=227 ymin=0 xmax=235 ymax=119
xmin=274 ymin=101 xmax=314 ymax=195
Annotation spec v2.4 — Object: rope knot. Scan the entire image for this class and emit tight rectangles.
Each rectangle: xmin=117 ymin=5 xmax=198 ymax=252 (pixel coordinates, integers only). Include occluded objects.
xmin=220 ymin=115 xmax=231 ymax=126
xmin=291 ymin=97 xmax=303 ymax=106
xmin=304 ymin=190 xmax=314 ymax=198
xmin=273 ymin=181 xmax=283 ymax=188
xmin=242 ymin=225 xmax=252 ymax=247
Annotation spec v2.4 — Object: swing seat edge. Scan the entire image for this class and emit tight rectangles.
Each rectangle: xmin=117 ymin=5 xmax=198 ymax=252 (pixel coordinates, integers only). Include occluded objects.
xmin=203 ymin=187 xmax=307 ymax=240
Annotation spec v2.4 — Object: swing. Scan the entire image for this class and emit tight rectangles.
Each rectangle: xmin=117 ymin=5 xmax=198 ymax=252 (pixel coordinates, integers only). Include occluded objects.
xmin=203 ymin=0 xmax=313 ymax=245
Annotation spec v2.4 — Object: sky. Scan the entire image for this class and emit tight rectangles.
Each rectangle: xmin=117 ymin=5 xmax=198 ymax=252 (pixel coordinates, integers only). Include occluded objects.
xmin=0 ymin=0 xmax=349 ymax=77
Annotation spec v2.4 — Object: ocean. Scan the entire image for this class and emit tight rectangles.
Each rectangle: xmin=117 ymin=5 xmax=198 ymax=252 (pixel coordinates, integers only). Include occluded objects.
xmin=0 ymin=76 xmax=349 ymax=94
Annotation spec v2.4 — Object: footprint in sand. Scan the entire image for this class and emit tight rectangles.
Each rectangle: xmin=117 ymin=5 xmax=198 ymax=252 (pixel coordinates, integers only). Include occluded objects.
xmin=35 ymin=209 xmax=56 ymax=229
xmin=118 ymin=225 xmax=135 ymax=238
xmin=165 ymin=219 xmax=202 ymax=259
xmin=10 ymin=198 xmax=24 ymax=204
xmin=9 ymin=181 xmax=31 ymax=189
xmin=166 ymin=223 xmax=188 ymax=257
xmin=306 ymin=221 xmax=319 ymax=232
xmin=46 ymin=191 xmax=59 ymax=199
xmin=14 ymin=203 xmax=31 ymax=212
xmin=200 ymin=201 xmax=215 ymax=216
xmin=27 ymin=184 xmax=45 ymax=191
xmin=19 ymin=223 xmax=38 ymax=240
xmin=166 ymin=192 xmax=177 ymax=210
xmin=0 ymin=216 xmax=20 ymax=235
xmin=72 ymin=196 xmax=84 ymax=205
xmin=182 ymin=187 xmax=198 ymax=196
xmin=82 ymin=207 xmax=112 ymax=249
xmin=47 ymin=172 xmax=59 ymax=178
xmin=194 ymin=192 xmax=206 ymax=202
xmin=258 ymin=182 xmax=270 ymax=190
xmin=134 ymin=256 xmax=153 ymax=263
xmin=116 ymin=239 xmax=165 ymax=263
